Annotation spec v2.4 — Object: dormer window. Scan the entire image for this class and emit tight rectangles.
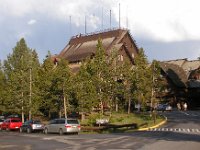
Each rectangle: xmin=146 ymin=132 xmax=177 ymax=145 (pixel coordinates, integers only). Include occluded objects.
xmin=132 ymin=53 xmax=134 ymax=58
xmin=118 ymin=55 xmax=123 ymax=61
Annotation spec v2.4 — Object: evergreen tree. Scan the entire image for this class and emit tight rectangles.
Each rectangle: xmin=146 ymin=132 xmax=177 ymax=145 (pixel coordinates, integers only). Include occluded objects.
xmin=3 ymin=38 xmax=40 ymax=122
xmin=0 ymin=61 xmax=7 ymax=113
xmin=132 ymin=48 xmax=152 ymax=110
xmin=28 ymin=49 xmax=40 ymax=119
xmin=38 ymin=55 xmax=55 ymax=118
xmin=74 ymin=60 xmax=98 ymax=120
xmin=91 ymin=39 xmax=113 ymax=115
xmin=120 ymin=59 xmax=134 ymax=114
xmin=150 ymin=60 xmax=162 ymax=109
xmin=52 ymin=58 xmax=72 ymax=118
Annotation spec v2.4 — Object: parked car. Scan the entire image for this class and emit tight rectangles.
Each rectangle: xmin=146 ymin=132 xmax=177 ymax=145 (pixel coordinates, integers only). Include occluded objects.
xmin=20 ymin=120 xmax=44 ymax=133
xmin=157 ymin=104 xmax=172 ymax=111
xmin=0 ymin=118 xmax=4 ymax=130
xmin=44 ymin=118 xmax=81 ymax=135
xmin=0 ymin=118 xmax=22 ymax=131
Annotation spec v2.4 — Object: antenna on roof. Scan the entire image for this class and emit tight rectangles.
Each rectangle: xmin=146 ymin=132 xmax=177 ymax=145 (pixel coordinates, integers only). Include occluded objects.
xmin=119 ymin=3 xmax=121 ymax=29
xmin=110 ymin=9 xmax=112 ymax=29
xmin=69 ymin=16 xmax=72 ymax=37
xmin=85 ymin=15 xmax=87 ymax=34
xmin=126 ymin=17 xmax=128 ymax=29
xmin=101 ymin=7 xmax=104 ymax=30
xmin=78 ymin=17 xmax=80 ymax=34
xmin=126 ymin=6 xmax=128 ymax=29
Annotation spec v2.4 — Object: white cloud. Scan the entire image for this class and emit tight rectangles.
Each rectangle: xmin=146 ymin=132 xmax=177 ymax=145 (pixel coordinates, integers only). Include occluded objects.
xmin=0 ymin=0 xmax=108 ymax=30
xmin=112 ymin=0 xmax=200 ymax=42
xmin=1 ymin=0 xmax=200 ymax=61
xmin=1 ymin=0 xmax=197 ymax=42
xmin=27 ymin=19 xmax=37 ymax=25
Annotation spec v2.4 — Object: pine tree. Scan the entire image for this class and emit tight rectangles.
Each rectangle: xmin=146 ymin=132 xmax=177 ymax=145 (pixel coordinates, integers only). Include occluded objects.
xmin=74 ymin=60 xmax=98 ymax=120
xmin=92 ymin=39 xmax=113 ymax=115
xmin=3 ymin=38 xmax=40 ymax=122
xmin=150 ymin=60 xmax=162 ymax=109
xmin=38 ymin=55 xmax=55 ymax=119
xmin=120 ymin=59 xmax=134 ymax=114
xmin=132 ymin=48 xmax=152 ymax=111
xmin=0 ymin=61 xmax=7 ymax=113
xmin=52 ymin=58 xmax=71 ymax=118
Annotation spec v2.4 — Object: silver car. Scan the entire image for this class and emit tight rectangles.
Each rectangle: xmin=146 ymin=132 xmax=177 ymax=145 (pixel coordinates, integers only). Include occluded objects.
xmin=44 ymin=118 xmax=81 ymax=135
xmin=20 ymin=120 xmax=44 ymax=133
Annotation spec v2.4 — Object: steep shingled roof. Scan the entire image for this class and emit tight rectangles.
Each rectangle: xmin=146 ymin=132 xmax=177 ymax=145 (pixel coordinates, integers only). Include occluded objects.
xmin=160 ymin=59 xmax=200 ymax=88
xmin=58 ymin=28 xmax=138 ymax=63
xmin=159 ymin=62 xmax=188 ymax=88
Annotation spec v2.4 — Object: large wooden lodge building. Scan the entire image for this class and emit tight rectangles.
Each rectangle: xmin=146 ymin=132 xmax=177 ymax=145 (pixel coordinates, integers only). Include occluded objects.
xmin=58 ymin=28 xmax=138 ymax=72
xmin=56 ymin=28 xmax=200 ymax=108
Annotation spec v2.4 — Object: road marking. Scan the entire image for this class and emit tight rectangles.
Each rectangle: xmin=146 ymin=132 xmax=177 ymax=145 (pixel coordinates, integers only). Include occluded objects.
xmin=43 ymin=137 xmax=53 ymax=140
xmin=149 ymin=128 xmax=200 ymax=134
xmin=179 ymin=111 xmax=200 ymax=117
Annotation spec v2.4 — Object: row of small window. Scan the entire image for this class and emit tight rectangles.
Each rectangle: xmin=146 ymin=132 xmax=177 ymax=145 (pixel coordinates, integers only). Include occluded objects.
xmin=49 ymin=119 xmax=79 ymax=125
xmin=118 ymin=53 xmax=134 ymax=61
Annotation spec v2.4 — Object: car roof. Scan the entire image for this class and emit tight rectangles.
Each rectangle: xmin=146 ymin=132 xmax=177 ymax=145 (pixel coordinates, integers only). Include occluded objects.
xmin=9 ymin=117 xmax=21 ymax=119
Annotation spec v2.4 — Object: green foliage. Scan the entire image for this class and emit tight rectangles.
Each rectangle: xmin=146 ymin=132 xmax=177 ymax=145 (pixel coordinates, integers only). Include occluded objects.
xmin=131 ymin=48 xmax=152 ymax=107
xmin=75 ymin=39 xmax=117 ymax=115
xmin=74 ymin=62 xmax=98 ymax=113
xmin=87 ymin=113 xmax=100 ymax=126
xmin=2 ymin=38 xmax=40 ymax=121
xmin=0 ymin=61 xmax=7 ymax=112
xmin=4 ymin=39 xmax=32 ymax=110
xmin=0 ymin=37 xmax=163 ymax=121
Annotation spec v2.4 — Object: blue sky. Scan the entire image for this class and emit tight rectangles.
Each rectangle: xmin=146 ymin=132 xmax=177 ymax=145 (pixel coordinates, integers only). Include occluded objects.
xmin=1 ymin=0 xmax=200 ymax=62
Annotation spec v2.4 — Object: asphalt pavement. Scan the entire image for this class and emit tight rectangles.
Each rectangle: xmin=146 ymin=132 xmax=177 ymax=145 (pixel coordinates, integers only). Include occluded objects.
xmin=0 ymin=110 xmax=200 ymax=150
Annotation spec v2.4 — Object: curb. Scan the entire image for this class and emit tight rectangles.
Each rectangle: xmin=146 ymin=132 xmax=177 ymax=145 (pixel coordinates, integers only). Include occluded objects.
xmin=138 ymin=116 xmax=167 ymax=131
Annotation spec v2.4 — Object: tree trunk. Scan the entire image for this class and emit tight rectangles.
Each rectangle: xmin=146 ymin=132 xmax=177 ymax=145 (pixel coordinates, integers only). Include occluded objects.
xmin=21 ymin=92 xmax=24 ymax=123
xmin=128 ymin=98 xmax=131 ymax=114
xmin=48 ymin=111 xmax=51 ymax=119
xmin=81 ymin=112 xmax=85 ymax=121
xmin=100 ymin=101 xmax=104 ymax=115
xmin=63 ymin=96 xmax=67 ymax=118
xmin=59 ymin=110 xmax=62 ymax=118
xmin=115 ymin=102 xmax=118 ymax=112
xmin=29 ymin=68 xmax=32 ymax=120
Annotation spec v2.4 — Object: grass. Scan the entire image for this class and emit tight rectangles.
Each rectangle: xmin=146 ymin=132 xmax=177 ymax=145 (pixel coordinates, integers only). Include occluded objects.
xmin=80 ymin=111 xmax=165 ymax=133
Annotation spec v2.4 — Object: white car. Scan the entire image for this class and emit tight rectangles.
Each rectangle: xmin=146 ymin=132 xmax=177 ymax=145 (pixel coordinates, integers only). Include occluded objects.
xmin=44 ymin=118 xmax=81 ymax=135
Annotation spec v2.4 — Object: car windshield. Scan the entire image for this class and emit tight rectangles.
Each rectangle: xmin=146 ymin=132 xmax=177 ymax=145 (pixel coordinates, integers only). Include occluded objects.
xmin=67 ymin=119 xmax=79 ymax=124
xmin=33 ymin=120 xmax=41 ymax=124
xmin=11 ymin=119 xmax=21 ymax=122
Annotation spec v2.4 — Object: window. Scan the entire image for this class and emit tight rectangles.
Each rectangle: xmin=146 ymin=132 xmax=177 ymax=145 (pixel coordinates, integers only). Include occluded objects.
xmin=67 ymin=119 xmax=79 ymax=124
xmin=33 ymin=120 xmax=41 ymax=124
xmin=118 ymin=55 xmax=123 ymax=61
xmin=11 ymin=119 xmax=21 ymax=122
xmin=132 ymin=53 xmax=134 ymax=58
xmin=57 ymin=119 xmax=65 ymax=124
xmin=50 ymin=119 xmax=56 ymax=124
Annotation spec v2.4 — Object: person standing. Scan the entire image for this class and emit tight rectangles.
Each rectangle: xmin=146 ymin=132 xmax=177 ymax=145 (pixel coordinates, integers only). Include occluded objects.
xmin=177 ymin=103 xmax=181 ymax=111
xmin=183 ymin=102 xmax=187 ymax=111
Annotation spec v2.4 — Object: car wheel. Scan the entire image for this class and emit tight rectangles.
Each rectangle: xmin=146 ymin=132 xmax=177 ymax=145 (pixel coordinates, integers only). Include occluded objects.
xmin=44 ymin=128 xmax=48 ymax=134
xmin=19 ymin=128 xmax=23 ymax=133
xmin=59 ymin=129 xmax=63 ymax=135
xmin=27 ymin=128 xmax=31 ymax=133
